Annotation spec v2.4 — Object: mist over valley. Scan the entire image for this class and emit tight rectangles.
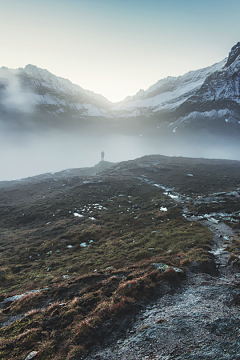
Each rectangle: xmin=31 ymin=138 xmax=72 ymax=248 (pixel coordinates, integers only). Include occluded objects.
xmin=1 ymin=42 xmax=240 ymax=180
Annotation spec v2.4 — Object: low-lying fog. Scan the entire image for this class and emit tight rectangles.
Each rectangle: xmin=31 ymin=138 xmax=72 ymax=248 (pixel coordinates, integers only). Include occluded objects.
xmin=1 ymin=127 xmax=240 ymax=181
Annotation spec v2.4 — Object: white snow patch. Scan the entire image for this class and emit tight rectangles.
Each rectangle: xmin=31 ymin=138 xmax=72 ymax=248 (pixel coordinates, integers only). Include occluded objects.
xmin=80 ymin=242 xmax=89 ymax=248
xmin=110 ymin=58 xmax=227 ymax=116
xmin=174 ymin=109 xmax=235 ymax=127
xmin=73 ymin=213 xmax=84 ymax=218
xmin=81 ymin=103 xmax=107 ymax=117
xmin=164 ymin=192 xmax=179 ymax=200
xmin=208 ymin=217 xmax=219 ymax=224
xmin=3 ymin=288 xmax=50 ymax=303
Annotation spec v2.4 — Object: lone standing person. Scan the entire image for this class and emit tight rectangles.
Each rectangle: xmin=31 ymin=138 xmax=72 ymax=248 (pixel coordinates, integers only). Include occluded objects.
xmin=101 ymin=150 xmax=105 ymax=161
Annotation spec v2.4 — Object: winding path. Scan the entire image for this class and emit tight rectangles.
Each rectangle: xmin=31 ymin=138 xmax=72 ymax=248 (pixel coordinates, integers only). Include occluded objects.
xmin=86 ymin=199 xmax=240 ymax=359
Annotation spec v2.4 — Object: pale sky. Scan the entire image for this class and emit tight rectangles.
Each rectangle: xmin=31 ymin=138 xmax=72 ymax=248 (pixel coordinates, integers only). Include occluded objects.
xmin=1 ymin=0 xmax=240 ymax=102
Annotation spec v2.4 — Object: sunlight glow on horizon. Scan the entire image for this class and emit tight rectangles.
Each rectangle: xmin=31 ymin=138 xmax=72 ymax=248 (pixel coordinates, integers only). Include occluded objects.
xmin=1 ymin=0 xmax=240 ymax=102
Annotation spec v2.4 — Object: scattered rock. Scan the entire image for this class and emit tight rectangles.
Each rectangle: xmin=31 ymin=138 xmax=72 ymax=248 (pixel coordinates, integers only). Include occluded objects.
xmin=62 ymin=275 xmax=72 ymax=279
xmin=80 ymin=242 xmax=89 ymax=248
xmin=208 ymin=318 xmax=240 ymax=336
xmin=151 ymin=263 xmax=183 ymax=273
xmin=25 ymin=351 xmax=38 ymax=360
xmin=3 ymin=288 xmax=50 ymax=303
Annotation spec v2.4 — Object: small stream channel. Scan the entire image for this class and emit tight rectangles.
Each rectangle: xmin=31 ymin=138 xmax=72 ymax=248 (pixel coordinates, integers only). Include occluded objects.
xmin=87 ymin=185 xmax=240 ymax=360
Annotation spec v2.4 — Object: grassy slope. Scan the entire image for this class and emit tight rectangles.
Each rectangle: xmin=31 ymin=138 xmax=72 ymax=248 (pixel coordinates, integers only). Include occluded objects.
xmin=1 ymin=155 xmax=240 ymax=359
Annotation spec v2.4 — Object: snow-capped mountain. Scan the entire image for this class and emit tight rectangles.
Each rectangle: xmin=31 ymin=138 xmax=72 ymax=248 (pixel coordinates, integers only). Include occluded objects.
xmin=0 ymin=64 xmax=111 ymax=120
xmin=0 ymin=43 xmax=240 ymax=137
xmin=110 ymin=43 xmax=240 ymax=136
xmin=111 ymin=59 xmax=226 ymax=116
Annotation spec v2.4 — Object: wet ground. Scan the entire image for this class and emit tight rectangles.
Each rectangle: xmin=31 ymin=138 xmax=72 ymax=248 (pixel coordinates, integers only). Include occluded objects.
xmin=85 ymin=186 xmax=240 ymax=360
xmin=1 ymin=155 xmax=240 ymax=359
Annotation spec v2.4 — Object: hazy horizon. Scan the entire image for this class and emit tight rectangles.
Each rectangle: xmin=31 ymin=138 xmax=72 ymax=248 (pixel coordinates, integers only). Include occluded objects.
xmin=1 ymin=0 xmax=240 ymax=180
xmin=1 ymin=0 xmax=240 ymax=102
xmin=1 ymin=128 xmax=240 ymax=181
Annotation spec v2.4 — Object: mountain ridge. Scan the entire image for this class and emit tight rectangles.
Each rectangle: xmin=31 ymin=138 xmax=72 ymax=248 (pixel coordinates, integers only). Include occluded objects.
xmin=0 ymin=43 xmax=240 ymax=138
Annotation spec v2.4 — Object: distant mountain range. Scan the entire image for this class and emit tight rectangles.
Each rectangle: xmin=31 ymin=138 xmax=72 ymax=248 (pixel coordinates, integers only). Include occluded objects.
xmin=1 ymin=43 xmax=240 ymax=139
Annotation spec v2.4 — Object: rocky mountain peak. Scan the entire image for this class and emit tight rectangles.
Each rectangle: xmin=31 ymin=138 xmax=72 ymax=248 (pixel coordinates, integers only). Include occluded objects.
xmin=224 ymin=42 xmax=240 ymax=68
xmin=135 ymin=89 xmax=145 ymax=99
xmin=25 ymin=64 xmax=39 ymax=70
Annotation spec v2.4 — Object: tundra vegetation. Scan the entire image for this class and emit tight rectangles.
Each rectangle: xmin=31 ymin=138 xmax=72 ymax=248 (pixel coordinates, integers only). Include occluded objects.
xmin=0 ymin=155 xmax=240 ymax=359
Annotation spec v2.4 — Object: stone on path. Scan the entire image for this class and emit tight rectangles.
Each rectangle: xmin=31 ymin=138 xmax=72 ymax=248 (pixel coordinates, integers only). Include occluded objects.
xmin=25 ymin=351 xmax=38 ymax=360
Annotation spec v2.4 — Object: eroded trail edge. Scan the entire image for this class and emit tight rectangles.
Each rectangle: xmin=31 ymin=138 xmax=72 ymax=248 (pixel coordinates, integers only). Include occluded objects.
xmin=87 ymin=188 xmax=240 ymax=360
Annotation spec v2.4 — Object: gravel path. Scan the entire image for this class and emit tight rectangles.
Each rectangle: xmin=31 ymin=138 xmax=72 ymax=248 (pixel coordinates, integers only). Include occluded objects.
xmin=86 ymin=218 xmax=240 ymax=360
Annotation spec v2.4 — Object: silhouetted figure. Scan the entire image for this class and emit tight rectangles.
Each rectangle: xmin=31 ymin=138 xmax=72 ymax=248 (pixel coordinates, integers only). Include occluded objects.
xmin=101 ymin=150 xmax=105 ymax=161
